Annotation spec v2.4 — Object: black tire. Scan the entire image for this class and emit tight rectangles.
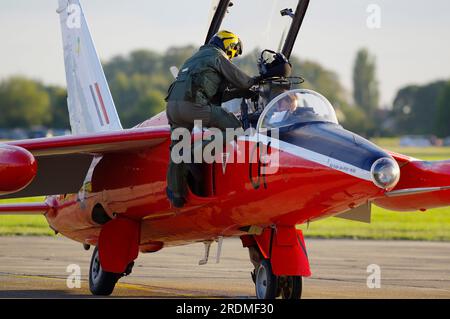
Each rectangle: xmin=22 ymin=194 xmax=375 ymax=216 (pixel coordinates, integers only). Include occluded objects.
xmin=89 ymin=247 xmax=120 ymax=296
xmin=255 ymin=259 xmax=278 ymax=299
xmin=278 ymin=276 xmax=303 ymax=299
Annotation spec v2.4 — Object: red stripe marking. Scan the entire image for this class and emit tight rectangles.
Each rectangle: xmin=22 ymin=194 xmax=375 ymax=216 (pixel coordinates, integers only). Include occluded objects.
xmin=95 ymin=83 xmax=110 ymax=125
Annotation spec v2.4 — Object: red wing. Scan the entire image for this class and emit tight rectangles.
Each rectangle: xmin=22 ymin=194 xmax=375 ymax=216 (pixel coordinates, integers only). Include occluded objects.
xmin=7 ymin=126 xmax=170 ymax=156
xmin=1 ymin=127 xmax=170 ymax=199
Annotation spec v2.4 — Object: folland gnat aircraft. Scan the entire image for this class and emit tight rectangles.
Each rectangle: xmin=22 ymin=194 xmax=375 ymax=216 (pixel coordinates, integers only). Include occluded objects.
xmin=1 ymin=0 xmax=450 ymax=299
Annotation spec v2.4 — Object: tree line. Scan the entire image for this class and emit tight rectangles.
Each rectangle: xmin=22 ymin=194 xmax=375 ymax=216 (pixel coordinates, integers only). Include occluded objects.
xmin=0 ymin=46 xmax=449 ymax=137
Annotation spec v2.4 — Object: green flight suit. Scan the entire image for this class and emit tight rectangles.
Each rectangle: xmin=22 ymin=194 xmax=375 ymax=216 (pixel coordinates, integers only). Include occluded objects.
xmin=166 ymin=44 xmax=257 ymax=199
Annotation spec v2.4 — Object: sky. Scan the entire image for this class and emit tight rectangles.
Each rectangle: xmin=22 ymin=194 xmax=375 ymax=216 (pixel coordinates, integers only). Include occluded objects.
xmin=0 ymin=0 xmax=449 ymax=106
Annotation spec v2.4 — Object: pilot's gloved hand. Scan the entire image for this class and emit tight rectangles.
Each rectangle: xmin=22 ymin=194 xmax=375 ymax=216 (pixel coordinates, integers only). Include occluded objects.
xmin=252 ymin=75 xmax=264 ymax=84
xmin=222 ymin=88 xmax=257 ymax=102
xmin=242 ymin=89 xmax=258 ymax=100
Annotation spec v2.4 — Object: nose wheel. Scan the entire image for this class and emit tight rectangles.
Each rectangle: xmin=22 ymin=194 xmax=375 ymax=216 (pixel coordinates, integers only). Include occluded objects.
xmin=253 ymin=259 xmax=303 ymax=299
xmin=89 ymin=246 xmax=120 ymax=296
xmin=255 ymin=259 xmax=278 ymax=299
xmin=277 ymin=275 xmax=303 ymax=299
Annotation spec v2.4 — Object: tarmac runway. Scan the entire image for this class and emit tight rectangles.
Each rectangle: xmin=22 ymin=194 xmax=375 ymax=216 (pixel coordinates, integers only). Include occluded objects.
xmin=0 ymin=236 xmax=449 ymax=299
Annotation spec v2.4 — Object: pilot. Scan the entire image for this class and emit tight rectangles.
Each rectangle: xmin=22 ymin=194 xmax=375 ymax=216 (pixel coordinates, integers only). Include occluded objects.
xmin=276 ymin=93 xmax=298 ymax=113
xmin=267 ymin=94 xmax=299 ymax=126
xmin=275 ymin=94 xmax=321 ymax=126
xmin=165 ymin=30 xmax=261 ymax=208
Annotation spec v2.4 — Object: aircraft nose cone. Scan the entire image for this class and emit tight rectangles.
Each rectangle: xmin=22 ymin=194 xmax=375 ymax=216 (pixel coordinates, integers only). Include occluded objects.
xmin=0 ymin=145 xmax=36 ymax=195
xmin=371 ymin=157 xmax=400 ymax=190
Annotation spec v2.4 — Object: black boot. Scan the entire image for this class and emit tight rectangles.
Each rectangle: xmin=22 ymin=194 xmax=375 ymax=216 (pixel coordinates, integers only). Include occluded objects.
xmin=166 ymin=187 xmax=186 ymax=208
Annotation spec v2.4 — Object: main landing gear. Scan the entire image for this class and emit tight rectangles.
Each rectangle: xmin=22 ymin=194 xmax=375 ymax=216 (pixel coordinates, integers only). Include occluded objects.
xmin=89 ymin=246 xmax=134 ymax=296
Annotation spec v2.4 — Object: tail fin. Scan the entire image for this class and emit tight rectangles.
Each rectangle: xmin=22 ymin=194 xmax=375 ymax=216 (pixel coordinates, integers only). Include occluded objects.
xmin=57 ymin=0 xmax=122 ymax=135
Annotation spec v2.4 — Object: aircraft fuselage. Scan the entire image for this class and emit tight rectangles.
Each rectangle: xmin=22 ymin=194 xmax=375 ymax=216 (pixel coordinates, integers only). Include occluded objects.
xmin=44 ymin=121 xmax=389 ymax=250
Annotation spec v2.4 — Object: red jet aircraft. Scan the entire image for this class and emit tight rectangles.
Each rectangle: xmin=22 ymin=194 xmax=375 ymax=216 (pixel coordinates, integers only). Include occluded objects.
xmin=1 ymin=0 xmax=449 ymax=299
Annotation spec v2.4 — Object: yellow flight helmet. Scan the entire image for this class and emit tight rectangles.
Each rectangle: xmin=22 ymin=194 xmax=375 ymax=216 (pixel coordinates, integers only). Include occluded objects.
xmin=209 ymin=30 xmax=243 ymax=60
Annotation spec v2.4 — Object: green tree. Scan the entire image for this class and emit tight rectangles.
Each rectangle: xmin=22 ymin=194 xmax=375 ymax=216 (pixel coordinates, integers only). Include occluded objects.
xmin=45 ymin=85 xmax=69 ymax=129
xmin=0 ymin=77 xmax=51 ymax=128
xmin=129 ymin=50 xmax=162 ymax=76
xmin=293 ymin=58 xmax=348 ymax=107
xmin=0 ymin=47 xmax=381 ymax=136
xmin=131 ymin=90 xmax=166 ymax=125
xmin=162 ymin=45 xmax=196 ymax=75
xmin=104 ymin=47 xmax=199 ymax=128
xmin=353 ymin=48 xmax=379 ymax=118
xmin=392 ymin=81 xmax=447 ymax=135
xmin=436 ymin=81 xmax=450 ymax=137
xmin=338 ymin=104 xmax=370 ymax=135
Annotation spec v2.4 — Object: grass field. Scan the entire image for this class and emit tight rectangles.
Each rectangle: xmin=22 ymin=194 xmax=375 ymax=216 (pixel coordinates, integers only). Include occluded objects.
xmin=372 ymin=137 xmax=450 ymax=161
xmin=300 ymin=206 xmax=450 ymax=241
xmin=1 ymin=141 xmax=450 ymax=240
xmin=0 ymin=215 xmax=53 ymax=236
xmin=0 ymin=197 xmax=53 ymax=236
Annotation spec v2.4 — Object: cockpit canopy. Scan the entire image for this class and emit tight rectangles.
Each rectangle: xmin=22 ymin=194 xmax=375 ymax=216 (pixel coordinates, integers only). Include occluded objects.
xmin=257 ymin=89 xmax=339 ymax=131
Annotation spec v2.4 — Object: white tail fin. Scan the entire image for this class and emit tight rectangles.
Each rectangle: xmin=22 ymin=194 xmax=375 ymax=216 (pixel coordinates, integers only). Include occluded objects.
xmin=57 ymin=0 xmax=122 ymax=135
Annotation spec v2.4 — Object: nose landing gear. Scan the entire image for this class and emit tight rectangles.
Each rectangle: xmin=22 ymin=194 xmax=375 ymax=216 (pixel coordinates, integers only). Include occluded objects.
xmin=277 ymin=275 xmax=303 ymax=300
xmin=243 ymin=227 xmax=310 ymax=299
xmin=255 ymin=259 xmax=278 ymax=299
xmin=253 ymin=258 xmax=303 ymax=299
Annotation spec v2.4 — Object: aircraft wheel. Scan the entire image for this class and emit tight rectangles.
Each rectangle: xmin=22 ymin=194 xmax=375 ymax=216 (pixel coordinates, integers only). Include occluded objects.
xmin=255 ymin=259 xmax=278 ymax=299
xmin=278 ymin=276 xmax=303 ymax=299
xmin=89 ymin=246 xmax=120 ymax=296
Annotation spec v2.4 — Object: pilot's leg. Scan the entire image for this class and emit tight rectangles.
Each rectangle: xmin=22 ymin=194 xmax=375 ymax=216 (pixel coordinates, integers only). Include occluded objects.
xmin=209 ymin=105 xmax=242 ymax=132
xmin=166 ymin=101 xmax=214 ymax=206
xmin=166 ymin=140 xmax=188 ymax=207
xmin=166 ymin=101 xmax=190 ymax=208
xmin=209 ymin=105 xmax=244 ymax=151
xmin=166 ymin=103 xmax=243 ymax=205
